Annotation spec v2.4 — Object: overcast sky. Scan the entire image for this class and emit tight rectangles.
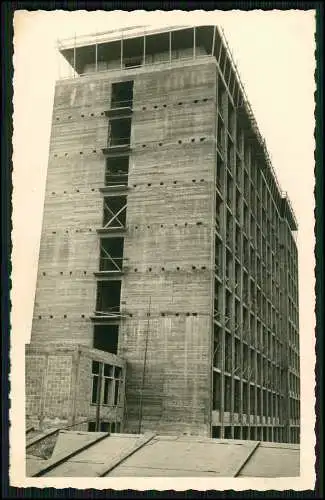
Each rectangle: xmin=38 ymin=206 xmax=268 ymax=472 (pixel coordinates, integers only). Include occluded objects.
xmin=11 ymin=9 xmax=316 ymax=484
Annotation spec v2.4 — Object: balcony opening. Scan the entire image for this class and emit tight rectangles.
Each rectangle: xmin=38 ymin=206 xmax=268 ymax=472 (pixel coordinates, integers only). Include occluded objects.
xmin=224 ymin=426 xmax=232 ymax=439
xmin=102 ymin=195 xmax=127 ymax=229
xmin=123 ymin=36 xmax=143 ymax=68
xmin=99 ymin=237 xmax=124 ymax=272
xmin=95 ymin=280 xmax=121 ymax=317
xmin=225 ymin=334 xmax=232 ymax=374
xmin=93 ymin=324 xmax=119 ymax=354
xmin=105 ymin=156 xmax=129 ymax=187
xmin=242 ymin=382 xmax=248 ymax=414
xmin=213 ymin=326 xmax=222 ymax=368
xmin=108 ymin=118 xmax=132 ymax=147
xmin=145 ymin=31 xmax=170 ymax=64
xmin=212 ymin=371 xmax=221 ymax=411
xmin=111 ymin=80 xmax=134 ymax=109
xmin=216 ymin=151 xmax=224 ymax=189
xmin=212 ymin=426 xmax=221 ymax=439
xmin=234 ymin=379 xmax=240 ymax=413
xmin=234 ymin=427 xmax=241 ymax=439
xmin=250 ymin=385 xmax=256 ymax=415
xmin=242 ymin=426 xmax=248 ymax=440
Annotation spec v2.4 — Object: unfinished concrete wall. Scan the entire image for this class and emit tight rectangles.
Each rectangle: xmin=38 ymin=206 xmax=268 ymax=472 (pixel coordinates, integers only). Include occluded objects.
xmin=31 ymin=78 xmax=111 ymax=345
xmin=120 ymin=61 xmax=216 ymax=436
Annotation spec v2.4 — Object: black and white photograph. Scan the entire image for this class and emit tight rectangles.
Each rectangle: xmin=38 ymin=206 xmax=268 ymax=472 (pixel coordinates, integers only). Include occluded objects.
xmin=10 ymin=8 xmax=316 ymax=490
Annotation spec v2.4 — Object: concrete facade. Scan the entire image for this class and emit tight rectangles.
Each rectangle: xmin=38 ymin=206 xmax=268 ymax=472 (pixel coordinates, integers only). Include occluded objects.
xmin=26 ymin=26 xmax=300 ymax=443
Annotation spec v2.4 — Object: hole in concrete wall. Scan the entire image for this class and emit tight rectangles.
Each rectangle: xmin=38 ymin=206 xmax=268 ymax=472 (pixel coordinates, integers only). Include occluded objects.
xmin=93 ymin=150 xmax=96 ymax=153
xmin=52 ymin=231 xmax=56 ymax=234
xmin=147 ymin=312 xmax=151 ymax=317
xmin=154 ymin=105 xmax=158 ymax=109
xmin=191 ymin=138 xmax=195 ymax=142
xmin=147 ymin=183 xmax=151 ymax=186
xmin=64 ymin=190 xmax=67 ymax=194
xmin=96 ymin=280 xmax=121 ymax=315
xmin=161 ymin=312 xmax=165 ymax=316
xmin=76 ymin=189 xmax=80 ymax=192
xmin=60 ymin=271 xmax=63 ymax=275
xmin=174 ymin=223 xmax=178 ymax=226
xmin=135 ymin=225 xmax=138 ymax=229
xmin=163 ymin=104 xmax=167 ymax=108
xmin=134 ymin=268 xmax=138 ymax=272
xmin=200 ymin=137 xmax=205 ymax=142
xmin=192 ymin=179 xmax=196 ymax=183
xmin=52 ymin=192 xmax=55 ymax=195
xmin=159 ymin=143 xmax=162 ymax=146
xmin=56 ymin=117 xmax=59 ymax=121
xmin=93 ymin=324 xmax=119 ymax=354
xmin=160 ymin=182 xmax=164 ymax=185
xmin=178 ymin=102 xmax=183 ymax=105
xmin=133 ymin=184 xmax=137 ymax=188
xmin=80 ymin=152 xmax=83 ymax=155
xmin=90 ymin=113 xmax=94 ymax=116
xmin=64 ymin=314 xmax=67 ymax=318
xmin=142 ymin=144 xmax=146 ymax=148
xmin=142 ymin=106 xmax=146 ymax=110
xmin=38 ymin=315 xmax=42 ymax=319
xmin=196 ymin=221 xmax=202 ymax=225
xmin=192 ymin=313 xmax=197 ymax=316
xmin=203 ymin=98 xmax=208 ymax=102
xmin=100 ymin=237 xmax=124 ymax=271
xmin=81 ymin=314 xmax=85 ymax=318
xmin=202 ymin=266 xmax=206 ymax=270
xmin=161 ymin=267 xmax=165 ymax=271
xmin=91 ymin=188 xmax=95 ymax=191
xmin=76 ymin=229 xmax=79 ymax=233
xmin=200 ymin=179 xmax=204 ymax=182
xmin=173 ymin=181 xmax=177 ymax=184
xmin=50 ymin=315 xmax=53 ymax=319
xmin=89 ymin=228 xmax=92 ymax=231
xmin=192 ymin=266 xmax=196 ymax=270
xmin=101 ymin=112 xmax=104 ymax=116
xmin=129 ymin=313 xmax=133 ymax=317
xmin=148 ymin=267 xmax=152 ymax=272
xmin=178 ymin=140 xmax=182 ymax=144
xmin=54 ymin=154 xmax=58 ymax=157
xmin=65 ymin=230 xmax=69 ymax=233
xmin=176 ymin=266 xmax=180 ymax=270
xmin=84 ymin=271 xmax=87 ymax=275
xmin=68 ymin=115 xmax=72 ymax=119
xmin=175 ymin=313 xmax=179 ymax=316
xmin=194 ymin=99 xmax=198 ymax=103
xmin=70 ymin=271 xmax=72 ymax=275
xmin=186 ymin=312 xmax=190 ymax=316
xmin=184 ymin=222 xmax=188 ymax=226
xmin=160 ymin=224 xmax=164 ymax=227
xmin=65 ymin=153 xmax=68 ymax=157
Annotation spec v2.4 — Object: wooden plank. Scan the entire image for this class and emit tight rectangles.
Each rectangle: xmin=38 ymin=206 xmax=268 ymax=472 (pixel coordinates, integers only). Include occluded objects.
xmin=32 ymin=432 xmax=110 ymax=477
xmin=98 ymin=432 xmax=156 ymax=477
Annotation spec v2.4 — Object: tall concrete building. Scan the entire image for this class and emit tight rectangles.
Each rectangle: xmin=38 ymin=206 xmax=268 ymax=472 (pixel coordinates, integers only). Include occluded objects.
xmin=25 ymin=25 xmax=300 ymax=444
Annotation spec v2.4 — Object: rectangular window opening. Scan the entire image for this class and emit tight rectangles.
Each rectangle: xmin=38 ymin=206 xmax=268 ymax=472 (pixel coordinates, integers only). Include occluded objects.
xmin=93 ymin=324 xmax=119 ymax=354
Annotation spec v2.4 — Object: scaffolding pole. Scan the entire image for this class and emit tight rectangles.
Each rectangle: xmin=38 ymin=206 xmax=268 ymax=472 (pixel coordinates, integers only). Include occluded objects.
xmin=138 ymin=297 xmax=151 ymax=434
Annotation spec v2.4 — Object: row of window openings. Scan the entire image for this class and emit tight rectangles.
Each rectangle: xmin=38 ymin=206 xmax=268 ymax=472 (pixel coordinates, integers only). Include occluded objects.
xmin=213 ymin=335 xmax=286 ymax=377
xmin=212 ymin=373 xmax=297 ymax=417
xmin=216 ymin=151 xmax=284 ymax=225
xmin=212 ymin=425 xmax=299 ymax=444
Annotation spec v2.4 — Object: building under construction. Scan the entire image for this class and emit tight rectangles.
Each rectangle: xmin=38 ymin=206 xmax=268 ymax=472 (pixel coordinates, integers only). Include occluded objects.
xmin=25 ymin=25 xmax=300 ymax=444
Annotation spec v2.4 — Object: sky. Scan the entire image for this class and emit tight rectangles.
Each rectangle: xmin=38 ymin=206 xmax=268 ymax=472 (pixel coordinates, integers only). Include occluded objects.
xmin=11 ymin=9 xmax=316 ymax=488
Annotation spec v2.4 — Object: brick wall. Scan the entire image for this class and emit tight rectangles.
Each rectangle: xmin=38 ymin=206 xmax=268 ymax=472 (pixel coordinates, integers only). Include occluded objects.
xmin=25 ymin=343 xmax=125 ymax=431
